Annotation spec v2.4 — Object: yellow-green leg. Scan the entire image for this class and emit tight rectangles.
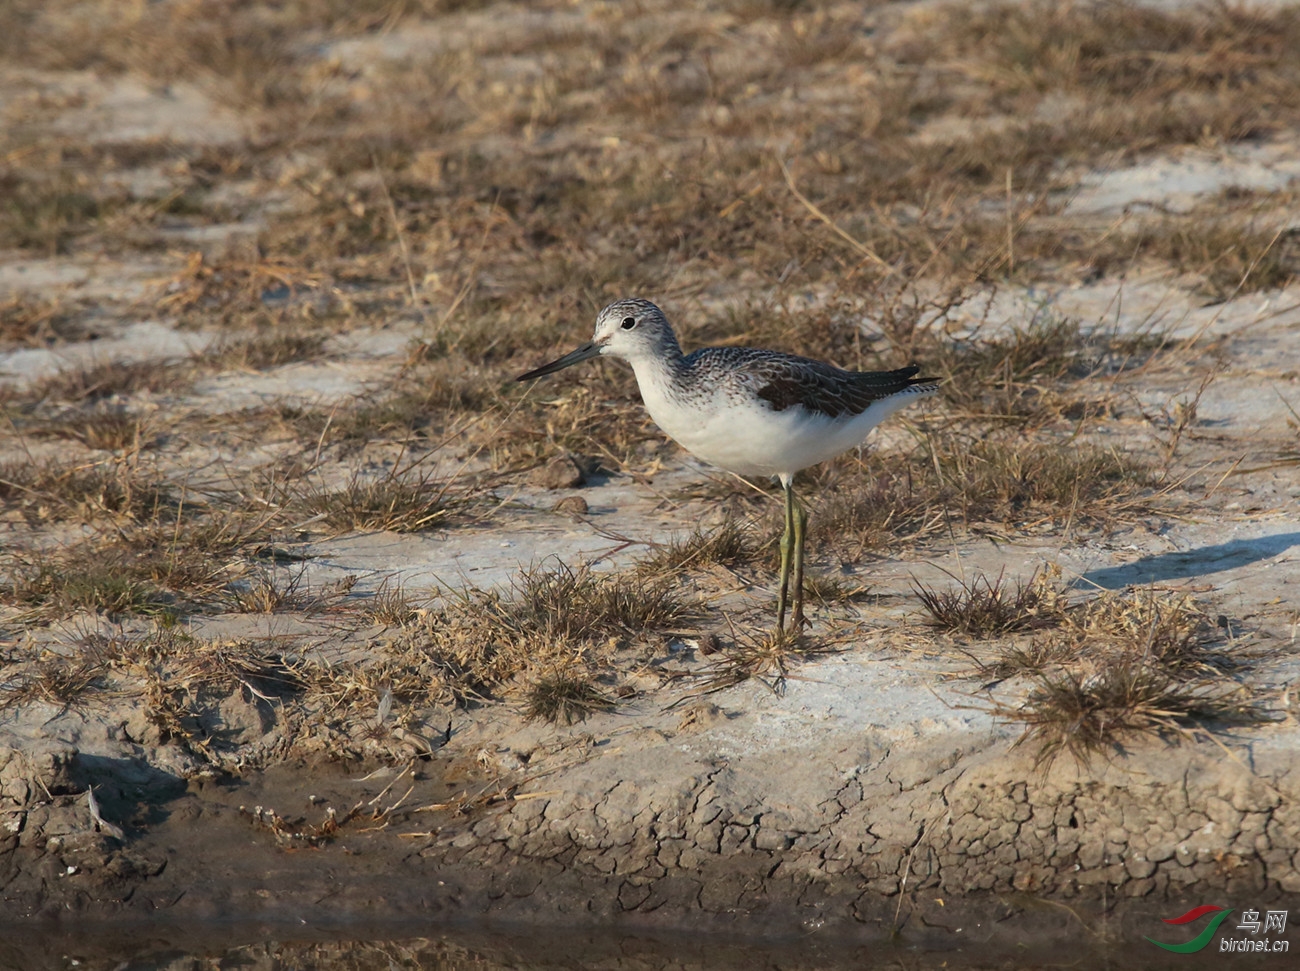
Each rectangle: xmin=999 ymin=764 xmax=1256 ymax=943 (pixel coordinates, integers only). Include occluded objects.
xmin=776 ymin=479 xmax=795 ymax=633
xmin=791 ymin=488 xmax=808 ymax=631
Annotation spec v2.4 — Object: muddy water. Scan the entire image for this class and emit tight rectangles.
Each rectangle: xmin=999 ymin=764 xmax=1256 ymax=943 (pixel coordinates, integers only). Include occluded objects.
xmin=0 ymin=919 xmax=1224 ymax=971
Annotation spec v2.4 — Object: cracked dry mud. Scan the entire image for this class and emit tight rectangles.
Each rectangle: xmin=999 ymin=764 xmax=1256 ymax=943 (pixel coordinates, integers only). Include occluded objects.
xmin=2 ymin=635 xmax=1299 ymax=934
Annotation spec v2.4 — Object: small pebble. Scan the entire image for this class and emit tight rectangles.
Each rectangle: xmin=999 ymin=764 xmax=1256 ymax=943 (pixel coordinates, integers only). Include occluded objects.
xmin=528 ymin=454 xmax=585 ymax=490
xmin=552 ymin=495 xmax=589 ymax=515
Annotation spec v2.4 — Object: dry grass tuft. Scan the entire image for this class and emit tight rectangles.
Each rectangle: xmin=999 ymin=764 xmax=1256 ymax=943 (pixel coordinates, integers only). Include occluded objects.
xmin=363 ymin=578 xmax=422 ymax=627
xmin=924 ymin=306 xmax=1096 ymax=421
xmin=225 ymin=565 xmax=357 ymax=614
xmin=4 ymin=550 xmax=175 ymax=617
xmin=299 ymin=650 xmax=438 ymax=730
xmin=694 ymin=627 xmax=832 ymax=696
xmin=910 ymin=301 xmax=1175 ymax=424
xmin=0 ymin=508 xmax=260 ymax=619
xmin=32 ymin=407 xmax=152 ymax=451
xmin=109 ymin=629 xmax=308 ymax=700
xmin=507 ymin=561 xmax=692 ymax=642
xmin=391 ymin=560 xmax=694 ymax=705
xmin=0 ymin=646 xmax=111 ymax=712
xmin=0 ymin=624 xmax=441 ymax=768
xmin=207 ymin=329 xmax=330 ymax=372
xmin=0 ymin=168 xmax=109 ymax=255
xmin=1095 ymin=218 xmax=1300 ymax=300
xmin=5 ymin=626 xmax=414 ymax=767
xmin=812 ymin=432 xmax=1151 ymax=556
xmin=971 ymin=585 xmax=1270 ymax=764
xmin=293 ymin=365 xmax=492 ymax=447
xmin=942 ymin=437 xmax=1151 ymax=518
xmin=916 ymin=568 xmax=1062 ymax=637
xmin=1005 ymin=662 xmax=1260 ymax=768
xmin=292 ymin=468 xmax=460 ymax=534
xmin=973 ymin=636 xmax=1078 ymax=683
xmin=158 ymin=253 xmax=326 ymax=318
xmin=0 ymin=456 xmax=174 ymax=524
xmin=636 ymin=516 xmax=759 ymax=576
xmin=811 ymin=464 xmax=940 ymax=553
xmin=26 ymin=358 xmax=194 ymax=405
xmin=0 ymin=295 xmax=89 ymax=347
xmin=1074 ymin=588 xmax=1234 ymax=676
xmin=523 ymin=672 xmax=615 ymax=725
xmin=802 ymin=572 xmax=872 ymax=606
xmin=224 ymin=564 xmax=311 ymax=614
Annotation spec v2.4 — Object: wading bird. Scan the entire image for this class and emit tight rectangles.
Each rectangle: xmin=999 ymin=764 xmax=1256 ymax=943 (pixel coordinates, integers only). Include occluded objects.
xmin=518 ymin=298 xmax=937 ymax=634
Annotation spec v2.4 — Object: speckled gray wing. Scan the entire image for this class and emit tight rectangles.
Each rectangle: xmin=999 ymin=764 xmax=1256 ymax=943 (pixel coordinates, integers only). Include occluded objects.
xmin=685 ymin=348 xmax=936 ymax=419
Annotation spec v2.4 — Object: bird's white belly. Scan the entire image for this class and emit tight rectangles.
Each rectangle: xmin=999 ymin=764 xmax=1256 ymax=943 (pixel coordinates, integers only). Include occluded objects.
xmin=642 ymin=385 xmax=920 ymax=478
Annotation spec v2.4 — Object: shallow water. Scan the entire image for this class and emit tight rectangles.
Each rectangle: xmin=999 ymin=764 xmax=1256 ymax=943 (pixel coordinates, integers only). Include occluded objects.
xmin=0 ymin=919 xmax=1226 ymax=971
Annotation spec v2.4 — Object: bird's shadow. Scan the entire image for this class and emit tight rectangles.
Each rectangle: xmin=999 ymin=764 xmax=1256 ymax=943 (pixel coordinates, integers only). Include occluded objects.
xmin=1075 ymin=531 xmax=1300 ymax=590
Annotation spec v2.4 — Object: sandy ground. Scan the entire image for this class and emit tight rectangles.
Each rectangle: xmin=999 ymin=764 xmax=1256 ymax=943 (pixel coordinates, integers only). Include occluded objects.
xmin=3 ymin=270 xmax=1298 ymax=934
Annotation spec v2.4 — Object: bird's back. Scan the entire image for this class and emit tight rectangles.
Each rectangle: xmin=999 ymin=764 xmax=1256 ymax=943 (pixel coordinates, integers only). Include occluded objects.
xmin=677 ymin=346 xmax=937 ymax=419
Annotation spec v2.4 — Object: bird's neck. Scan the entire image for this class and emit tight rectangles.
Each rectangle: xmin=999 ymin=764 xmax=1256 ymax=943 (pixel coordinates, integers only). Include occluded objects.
xmin=626 ymin=336 xmax=686 ymax=391
xmin=625 ymin=339 xmax=693 ymax=430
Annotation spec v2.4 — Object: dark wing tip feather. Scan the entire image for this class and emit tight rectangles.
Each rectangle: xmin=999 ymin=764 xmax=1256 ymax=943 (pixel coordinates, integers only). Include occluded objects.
xmin=753 ymin=361 xmax=939 ymax=418
xmin=900 ymin=364 xmax=941 ymax=388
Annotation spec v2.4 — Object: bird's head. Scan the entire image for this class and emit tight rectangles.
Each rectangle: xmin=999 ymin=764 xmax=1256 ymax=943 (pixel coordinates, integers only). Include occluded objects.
xmin=516 ymin=298 xmax=678 ymax=381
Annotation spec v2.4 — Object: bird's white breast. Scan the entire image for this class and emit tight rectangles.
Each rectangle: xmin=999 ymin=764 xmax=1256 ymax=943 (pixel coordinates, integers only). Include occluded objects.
xmin=633 ymin=361 xmax=925 ymax=478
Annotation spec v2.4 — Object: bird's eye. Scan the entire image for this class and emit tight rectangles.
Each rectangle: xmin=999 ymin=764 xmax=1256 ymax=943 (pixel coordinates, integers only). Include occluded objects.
xmin=621 ymin=316 xmax=636 ymax=330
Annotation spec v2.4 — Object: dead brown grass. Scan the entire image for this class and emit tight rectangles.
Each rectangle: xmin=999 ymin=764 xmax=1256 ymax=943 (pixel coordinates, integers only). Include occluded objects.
xmin=523 ymin=671 xmax=615 ymax=725
xmin=3 ymin=0 xmax=1296 ymax=301
xmin=0 ymin=622 xmax=449 ymax=768
xmin=636 ymin=516 xmax=760 ymax=577
xmin=503 ymin=560 xmax=693 ymax=643
xmin=905 ymin=1 xmax=1300 ymax=107
xmin=0 ymin=169 xmax=109 ymax=255
xmin=0 ymin=0 xmax=390 ymax=108
xmin=693 ymin=626 xmax=836 ymax=697
xmin=158 ymin=253 xmax=328 ymax=322
xmin=0 ymin=456 xmax=175 ymax=524
xmin=1007 ymin=662 xmax=1261 ymax=768
xmin=801 ymin=572 xmax=872 ymax=607
xmin=0 ymin=644 xmax=112 ymax=712
xmin=389 ymin=560 xmax=695 ymax=705
xmin=1093 ymin=217 xmax=1300 ymax=301
xmin=810 ymin=430 xmax=1152 ymax=556
xmin=1075 ymin=588 xmax=1237 ymax=676
xmin=0 ymin=295 xmax=90 ymax=347
xmin=207 ymin=328 xmax=331 ymax=371
xmin=291 ymin=467 xmax=462 ymax=534
xmin=963 ymin=584 xmax=1271 ymax=764
xmin=31 ymin=407 xmax=152 ymax=451
xmin=363 ymin=578 xmax=422 ymax=627
xmin=25 ymin=358 xmax=195 ymax=405
xmin=0 ymin=501 xmax=271 ymax=620
xmin=0 ymin=0 xmax=1288 ymax=761
xmin=224 ymin=564 xmax=312 ymax=614
xmin=5 ymin=547 xmax=183 ymax=618
xmin=920 ymin=306 xmax=1104 ymax=421
xmin=916 ymin=568 xmax=1062 ymax=637
xmin=291 ymin=363 xmax=492 ymax=447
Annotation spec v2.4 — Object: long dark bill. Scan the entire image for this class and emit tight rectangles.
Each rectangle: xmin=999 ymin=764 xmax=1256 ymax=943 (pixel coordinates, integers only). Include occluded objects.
xmin=515 ymin=340 xmax=602 ymax=381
